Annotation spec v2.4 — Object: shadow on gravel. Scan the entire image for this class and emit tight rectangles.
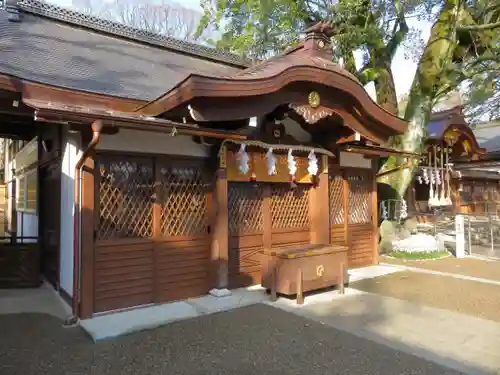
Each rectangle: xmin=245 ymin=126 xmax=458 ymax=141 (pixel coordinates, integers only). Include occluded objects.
xmin=0 ymin=304 xmax=488 ymax=375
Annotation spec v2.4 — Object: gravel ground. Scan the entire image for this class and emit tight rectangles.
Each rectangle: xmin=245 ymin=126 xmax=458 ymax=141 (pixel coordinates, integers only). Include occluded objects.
xmin=351 ymin=271 xmax=500 ymax=322
xmin=0 ymin=304 xmax=464 ymax=375
xmin=381 ymin=255 xmax=500 ymax=281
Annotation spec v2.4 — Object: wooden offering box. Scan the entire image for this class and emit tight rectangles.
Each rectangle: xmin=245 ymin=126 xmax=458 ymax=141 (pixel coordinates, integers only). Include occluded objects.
xmin=260 ymin=244 xmax=348 ymax=304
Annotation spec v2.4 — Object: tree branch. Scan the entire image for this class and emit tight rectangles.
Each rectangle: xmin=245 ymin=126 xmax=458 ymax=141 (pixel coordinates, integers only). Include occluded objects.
xmin=457 ymin=21 xmax=500 ymax=32
xmin=385 ymin=0 xmax=409 ymax=59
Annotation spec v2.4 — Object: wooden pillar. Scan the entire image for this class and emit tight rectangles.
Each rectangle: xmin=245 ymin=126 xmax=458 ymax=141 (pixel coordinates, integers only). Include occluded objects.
xmin=371 ymin=158 xmax=379 ymax=265
xmin=79 ymin=150 xmax=95 ymax=319
xmin=211 ymin=147 xmax=229 ymax=291
xmin=9 ymin=170 xmax=17 ymax=242
xmin=152 ymin=160 xmax=161 ymax=303
xmin=310 ymin=155 xmax=330 ymax=245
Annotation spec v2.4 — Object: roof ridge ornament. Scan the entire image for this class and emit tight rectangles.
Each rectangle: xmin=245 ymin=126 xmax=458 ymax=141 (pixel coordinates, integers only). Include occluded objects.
xmin=304 ymin=20 xmax=337 ymax=38
xmin=303 ymin=20 xmax=337 ymax=56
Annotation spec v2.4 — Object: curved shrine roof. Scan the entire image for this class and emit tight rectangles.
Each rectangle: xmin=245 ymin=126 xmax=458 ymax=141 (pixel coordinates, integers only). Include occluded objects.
xmin=135 ymin=22 xmax=408 ymax=142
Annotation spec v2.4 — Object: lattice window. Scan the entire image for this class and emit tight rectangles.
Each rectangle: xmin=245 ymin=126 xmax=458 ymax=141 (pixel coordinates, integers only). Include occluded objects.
xmin=461 ymin=184 xmax=473 ymax=203
xmin=159 ymin=164 xmax=208 ymax=237
xmin=228 ymin=184 xmax=264 ymax=235
xmin=329 ymin=175 xmax=344 ymax=225
xmin=98 ymin=157 xmax=154 ymax=240
xmin=271 ymin=184 xmax=310 ymax=229
xmin=473 ymin=183 xmax=484 ymax=199
xmin=347 ymin=175 xmax=371 ymax=224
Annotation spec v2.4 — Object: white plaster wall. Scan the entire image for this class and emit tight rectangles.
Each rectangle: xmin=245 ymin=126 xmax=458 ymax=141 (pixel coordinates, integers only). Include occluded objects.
xmin=339 ymin=151 xmax=372 ymax=169
xmin=59 ymin=128 xmax=82 ymax=297
xmin=96 ymin=129 xmax=210 ymax=157
xmin=282 ymin=118 xmax=312 ymax=143
xmin=17 ymin=211 xmax=38 ymax=242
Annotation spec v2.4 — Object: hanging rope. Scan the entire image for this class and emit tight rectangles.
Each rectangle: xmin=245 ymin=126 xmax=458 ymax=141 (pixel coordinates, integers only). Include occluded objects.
xmin=218 ymin=139 xmax=335 ymax=158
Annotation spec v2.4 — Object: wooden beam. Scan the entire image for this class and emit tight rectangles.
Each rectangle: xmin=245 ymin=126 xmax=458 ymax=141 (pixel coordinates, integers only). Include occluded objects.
xmin=79 ymin=149 xmax=95 ymax=318
xmin=211 ymin=151 xmax=229 ymax=290
xmin=310 ymin=155 xmax=330 ymax=245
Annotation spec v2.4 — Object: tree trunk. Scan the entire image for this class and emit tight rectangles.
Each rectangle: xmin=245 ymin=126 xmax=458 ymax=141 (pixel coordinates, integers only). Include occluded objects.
xmin=374 ymin=63 xmax=399 ymax=115
xmin=377 ymin=0 xmax=462 ymax=199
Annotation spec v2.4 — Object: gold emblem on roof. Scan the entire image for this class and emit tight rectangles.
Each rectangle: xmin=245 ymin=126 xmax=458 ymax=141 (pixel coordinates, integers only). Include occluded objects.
xmin=308 ymin=91 xmax=321 ymax=108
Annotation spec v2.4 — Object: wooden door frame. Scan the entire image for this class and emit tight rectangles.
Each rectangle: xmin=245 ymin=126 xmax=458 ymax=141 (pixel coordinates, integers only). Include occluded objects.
xmin=343 ymin=165 xmax=378 ymax=266
xmin=85 ymin=151 xmax=213 ymax=316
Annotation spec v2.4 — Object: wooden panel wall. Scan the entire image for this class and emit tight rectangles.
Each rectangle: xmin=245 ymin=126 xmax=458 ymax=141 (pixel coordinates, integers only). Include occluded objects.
xmin=228 ymin=183 xmax=264 ymax=288
xmin=346 ymin=169 xmax=374 ymax=268
xmin=93 ymin=153 xmax=211 ymax=314
xmin=155 ymin=236 xmax=210 ymax=303
xmin=94 ymin=239 xmax=155 ymax=312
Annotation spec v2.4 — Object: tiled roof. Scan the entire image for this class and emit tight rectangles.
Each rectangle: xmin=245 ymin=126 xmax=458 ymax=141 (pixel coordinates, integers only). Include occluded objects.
xmin=473 ymin=122 xmax=500 ymax=152
xmin=0 ymin=0 xmax=246 ymax=100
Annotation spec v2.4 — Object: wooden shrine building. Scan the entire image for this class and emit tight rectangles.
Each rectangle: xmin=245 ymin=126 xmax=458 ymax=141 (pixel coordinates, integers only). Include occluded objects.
xmin=0 ymin=1 xmax=410 ymax=320
xmin=409 ymin=106 xmax=500 ymax=217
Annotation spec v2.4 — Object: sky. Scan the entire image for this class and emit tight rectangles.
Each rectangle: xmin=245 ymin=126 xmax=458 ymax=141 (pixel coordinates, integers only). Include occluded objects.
xmin=52 ymin=0 xmax=432 ymax=100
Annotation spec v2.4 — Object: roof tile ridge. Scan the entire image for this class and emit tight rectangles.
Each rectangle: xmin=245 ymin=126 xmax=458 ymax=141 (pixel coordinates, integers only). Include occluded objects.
xmin=14 ymin=0 xmax=250 ymax=67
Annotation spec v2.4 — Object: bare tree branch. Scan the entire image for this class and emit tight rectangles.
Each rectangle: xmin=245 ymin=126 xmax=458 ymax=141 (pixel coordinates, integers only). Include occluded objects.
xmin=71 ymin=0 xmax=218 ymax=42
xmin=457 ymin=21 xmax=500 ymax=32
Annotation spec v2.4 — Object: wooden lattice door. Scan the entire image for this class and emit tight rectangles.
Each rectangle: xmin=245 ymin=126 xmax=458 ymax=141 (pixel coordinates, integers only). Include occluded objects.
xmin=346 ymin=170 xmax=374 ymax=268
xmin=95 ymin=155 xmax=211 ymax=312
xmin=270 ymin=184 xmax=311 ymax=248
xmin=228 ymin=183 xmax=264 ymax=288
xmin=95 ymin=154 xmax=155 ymax=313
xmin=328 ymin=169 xmax=345 ymax=246
xmin=155 ymin=158 xmax=211 ymax=303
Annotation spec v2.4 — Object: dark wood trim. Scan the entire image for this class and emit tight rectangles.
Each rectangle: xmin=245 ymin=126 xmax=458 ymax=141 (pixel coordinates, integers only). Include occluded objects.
xmin=0 ymin=74 xmax=145 ymax=112
xmin=339 ymin=144 xmax=423 ymax=159
xmin=31 ymin=105 xmax=247 ymax=142
xmin=79 ymin=150 xmax=96 ymax=319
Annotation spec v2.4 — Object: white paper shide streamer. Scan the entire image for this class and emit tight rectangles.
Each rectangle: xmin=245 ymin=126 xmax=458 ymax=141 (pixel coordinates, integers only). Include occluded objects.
xmin=236 ymin=144 xmax=249 ymax=175
xmin=422 ymin=168 xmax=429 ymax=184
xmin=307 ymin=150 xmax=318 ymax=176
xmin=381 ymin=201 xmax=388 ymax=220
xmin=287 ymin=149 xmax=297 ymax=177
xmin=399 ymin=199 xmax=408 ymax=219
xmin=266 ymin=147 xmax=277 ymax=175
